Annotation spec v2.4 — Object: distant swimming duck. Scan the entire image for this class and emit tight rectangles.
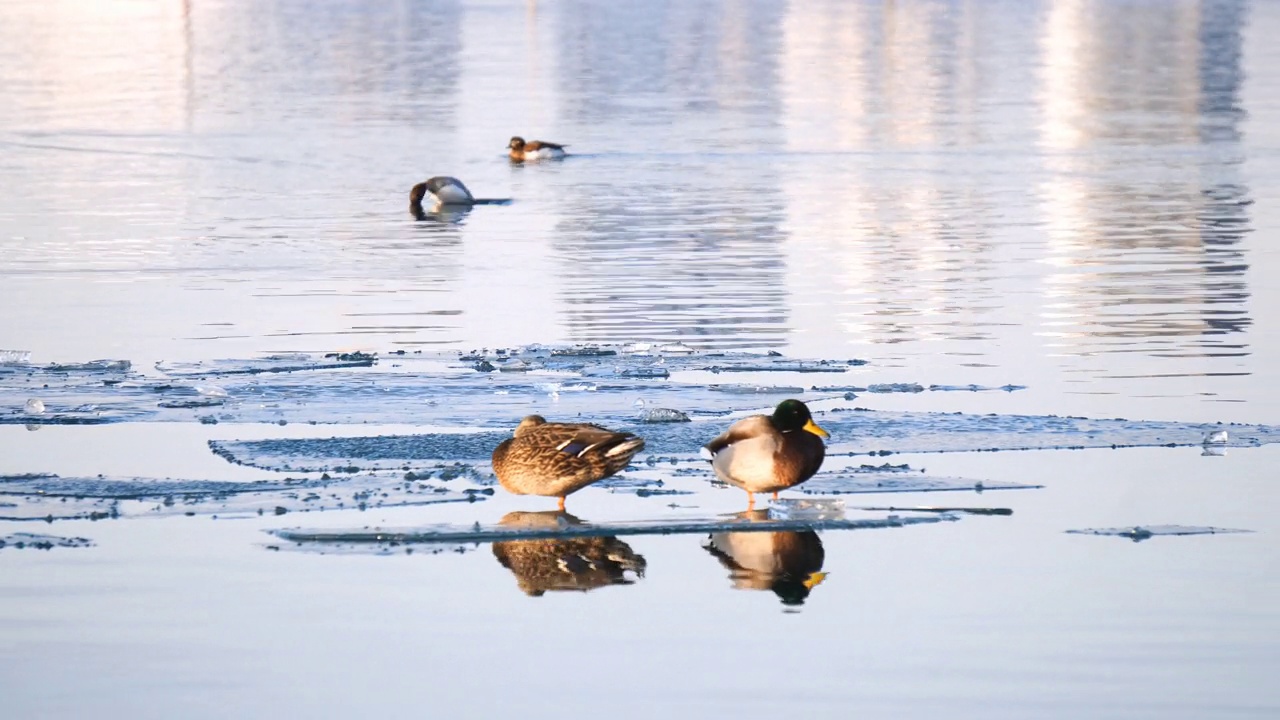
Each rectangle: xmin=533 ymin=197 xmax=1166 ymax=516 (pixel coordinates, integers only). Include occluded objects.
xmin=410 ymin=177 xmax=475 ymax=214
xmin=703 ymin=399 xmax=829 ymax=509
xmin=492 ymin=415 xmax=645 ymax=510
xmin=508 ymin=136 xmax=567 ymax=162
xmin=491 ymin=511 xmax=647 ymax=596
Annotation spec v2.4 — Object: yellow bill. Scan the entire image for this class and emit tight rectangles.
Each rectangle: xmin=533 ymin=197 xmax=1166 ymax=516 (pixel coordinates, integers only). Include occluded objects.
xmin=803 ymin=419 xmax=830 ymax=439
xmin=803 ymin=572 xmax=828 ymax=590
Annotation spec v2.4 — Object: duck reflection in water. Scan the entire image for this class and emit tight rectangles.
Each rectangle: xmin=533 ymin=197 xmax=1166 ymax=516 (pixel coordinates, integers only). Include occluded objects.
xmin=411 ymin=203 xmax=472 ymax=225
xmin=491 ymin=511 xmax=647 ymax=597
xmin=704 ymin=510 xmax=827 ymax=606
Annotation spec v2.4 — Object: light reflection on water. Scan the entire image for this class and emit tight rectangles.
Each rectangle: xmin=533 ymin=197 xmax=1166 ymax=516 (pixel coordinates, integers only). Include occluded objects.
xmin=0 ymin=0 xmax=1263 ymax=400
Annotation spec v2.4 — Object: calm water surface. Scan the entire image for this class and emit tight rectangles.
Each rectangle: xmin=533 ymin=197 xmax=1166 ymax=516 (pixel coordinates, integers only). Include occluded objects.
xmin=1 ymin=1 xmax=1279 ymax=718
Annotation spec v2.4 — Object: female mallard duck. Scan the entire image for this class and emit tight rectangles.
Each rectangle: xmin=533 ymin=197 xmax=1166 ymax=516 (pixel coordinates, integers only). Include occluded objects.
xmin=492 ymin=415 xmax=645 ymax=510
xmin=508 ymin=136 xmax=567 ymax=162
xmin=704 ymin=510 xmax=827 ymax=606
xmin=703 ymin=398 xmax=829 ymax=508
xmin=491 ymin=511 xmax=647 ymax=597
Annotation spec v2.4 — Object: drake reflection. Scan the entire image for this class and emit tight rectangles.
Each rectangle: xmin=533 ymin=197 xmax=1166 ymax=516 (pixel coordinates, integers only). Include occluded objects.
xmin=704 ymin=510 xmax=827 ymax=607
xmin=491 ymin=511 xmax=647 ymax=597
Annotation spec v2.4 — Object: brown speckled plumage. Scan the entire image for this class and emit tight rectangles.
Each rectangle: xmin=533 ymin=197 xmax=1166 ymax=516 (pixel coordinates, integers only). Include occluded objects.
xmin=491 ymin=415 xmax=645 ymax=501
xmin=491 ymin=511 xmax=647 ymax=596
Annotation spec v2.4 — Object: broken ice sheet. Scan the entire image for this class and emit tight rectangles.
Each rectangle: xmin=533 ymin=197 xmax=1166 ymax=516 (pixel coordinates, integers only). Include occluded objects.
xmin=212 ymin=409 xmax=1280 ymax=472
xmin=637 ymin=408 xmax=690 ymax=423
xmin=0 ymin=472 xmax=487 ymax=522
xmin=1065 ymin=525 xmax=1253 ymax=542
xmin=818 ymin=409 xmax=1280 ymax=456
xmin=799 ymin=473 xmax=1041 ymax=495
xmin=210 ymin=434 xmax=509 ymax=473
xmin=768 ymin=498 xmax=847 ymax=520
xmin=155 ymin=353 xmax=376 ymax=377
xmin=0 ymin=358 xmax=164 ymax=424
xmin=449 ymin=344 xmax=867 ymax=376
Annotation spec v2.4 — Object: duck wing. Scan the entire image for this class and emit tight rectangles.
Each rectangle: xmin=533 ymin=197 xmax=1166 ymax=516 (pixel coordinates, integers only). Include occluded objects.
xmin=541 ymin=423 xmax=642 ymax=459
xmin=504 ymin=422 xmax=644 ymax=481
xmin=525 ymin=140 xmax=567 ymax=151
xmin=703 ymin=415 xmax=775 ymax=455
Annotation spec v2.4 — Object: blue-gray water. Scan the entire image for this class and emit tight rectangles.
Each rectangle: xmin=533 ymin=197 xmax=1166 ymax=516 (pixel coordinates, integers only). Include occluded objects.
xmin=2 ymin=1 xmax=1279 ymax=718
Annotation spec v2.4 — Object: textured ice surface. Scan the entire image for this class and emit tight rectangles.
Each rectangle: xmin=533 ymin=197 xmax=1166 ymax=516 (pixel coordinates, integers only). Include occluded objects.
xmin=1065 ymin=525 xmax=1253 ymax=541
xmin=799 ymin=474 xmax=1040 ymax=495
xmin=155 ymin=353 xmax=376 ymax=376
xmin=0 ymin=472 xmax=487 ymax=521
xmin=210 ymin=434 xmax=511 ymax=472
xmin=2 ymin=346 xmax=865 ymax=425
xmin=209 ymin=408 xmax=1278 ymax=474
xmin=6 ymin=347 xmax=1271 ymax=470
xmin=767 ymin=498 xmax=847 ymax=520
xmin=0 ymin=533 xmax=94 ymax=550
xmin=819 ymin=408 xmax=1278 ymax=455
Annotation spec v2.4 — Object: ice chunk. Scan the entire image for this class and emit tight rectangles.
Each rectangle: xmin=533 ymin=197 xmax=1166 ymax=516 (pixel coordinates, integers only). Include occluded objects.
xmin=0 ymin=350 xmax=31 ymax=365
xmin=23 ymin=398 xmax=44 ymax=414
xmin=1065 ymin=525 xmax=1252 ymax=542
xmin=638 ymin=408 xmax=690 ymax=423
xmin=768 ymin=498 xmax=846 ymax=520
xmin=868 ymin=383 xmax=925 ymax=394
xmin=655 ymin=342 xmax=696 ymax=355
xmin=710 ymin=385 xmax=805 ymax=394
xmin=1202 ymin=430 xmax=1229 ymax=445
xmin=550 ymin=346 xmax=616 ymax=357
xmin=0 ymin=533 xmax=94 ymax=550
xmin=618 ymin=366 xmax=670 ymax=379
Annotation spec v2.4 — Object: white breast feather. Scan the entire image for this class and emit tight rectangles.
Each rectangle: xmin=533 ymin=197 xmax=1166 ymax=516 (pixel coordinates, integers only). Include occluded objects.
xmin=526 ymin=147 xmax=565 ymax=160
xmin=432 ymin=184 xmax=473 ymax=206
xmin=711 ymin=434 xmax=780 ymax=491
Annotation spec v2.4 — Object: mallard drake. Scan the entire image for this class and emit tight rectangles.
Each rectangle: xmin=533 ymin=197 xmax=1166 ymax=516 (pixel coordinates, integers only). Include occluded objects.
xmin=492 ymin=415 xmax=645 ymax=510
xmin=703 ymin=398 xmax=829 ymax=508
xmin=704 ymin=510 xmax=827 ymax=606
xmin=491 ymin=511 xmax=647 ymax=597
xmin=508 ymin=136 xmax=567 ymax=162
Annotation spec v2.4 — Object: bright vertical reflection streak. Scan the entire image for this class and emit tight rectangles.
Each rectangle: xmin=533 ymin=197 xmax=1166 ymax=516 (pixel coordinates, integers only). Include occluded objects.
xmin=1035 ymin=0 xmax=1251 ymax=368
xmin=780 ymin=1 xmax=1004 ymax=355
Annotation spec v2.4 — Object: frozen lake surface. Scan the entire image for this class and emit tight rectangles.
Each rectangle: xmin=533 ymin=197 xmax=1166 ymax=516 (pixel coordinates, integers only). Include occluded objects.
xmin=2 ymin=0 xmax=1279 ymax=718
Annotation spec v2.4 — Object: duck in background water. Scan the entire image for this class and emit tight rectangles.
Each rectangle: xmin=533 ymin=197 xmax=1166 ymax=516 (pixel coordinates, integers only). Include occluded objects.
xmin=702 ymin=399 xmax=829 ymax=509
xmin=507 ymin=136 xmax=567 ymax=162
xmin=409 ymin=177 xmax=511 ymax=220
